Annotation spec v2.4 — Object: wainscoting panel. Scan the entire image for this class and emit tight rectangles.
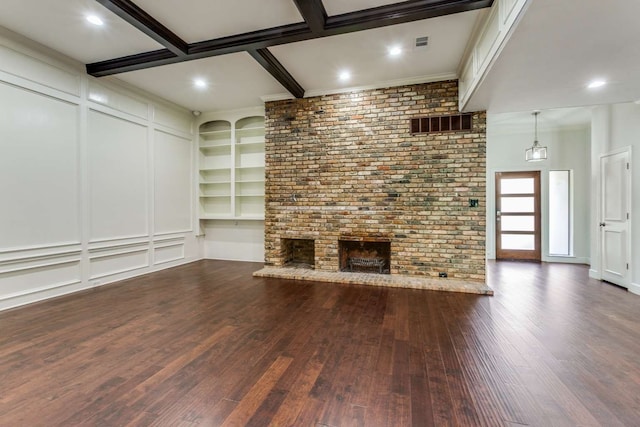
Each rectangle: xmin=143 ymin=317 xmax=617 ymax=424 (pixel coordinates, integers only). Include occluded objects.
xmin=0 ymin=250 xmax=82 ymax=310
xmin=88 ymin=110 xmax=149 ymax=242
xmin=0 ymin=43 xmax=80 ymax=96
xmin=154 ymin=237 xmax=185 ymax=265
xmin=0 ymin=81 xmax=80 ymax=250
xmin=88 ymin=81 xmax=148 ymax=120
xmin=154 ymin=130 xmax=193 ymax=235
xmin=89 ymin=243 xmax=150 ymax=281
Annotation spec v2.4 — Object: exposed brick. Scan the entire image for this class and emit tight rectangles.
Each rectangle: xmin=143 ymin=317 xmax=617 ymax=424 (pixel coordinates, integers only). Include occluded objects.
xmin=264 ymin=80 xmax=486 ymax=283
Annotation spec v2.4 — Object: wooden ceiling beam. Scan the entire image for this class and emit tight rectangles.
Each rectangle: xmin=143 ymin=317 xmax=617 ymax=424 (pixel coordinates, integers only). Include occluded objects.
xmin=248 ymin=48 xmax=305 ymax=98
xmin=87 ymin=0 xmax=494 ymax=84
xmin=94 ymin=0 xmax=189 ymax=56
xmin=292 ymin=0 xmax=328 ymax=33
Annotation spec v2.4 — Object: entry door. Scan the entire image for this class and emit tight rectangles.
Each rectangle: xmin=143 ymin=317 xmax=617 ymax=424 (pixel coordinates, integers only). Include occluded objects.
xmin=495 ymin=171 xmax=541 ymax=261
xmin=600 ymin=149 xmax=631 ymax=287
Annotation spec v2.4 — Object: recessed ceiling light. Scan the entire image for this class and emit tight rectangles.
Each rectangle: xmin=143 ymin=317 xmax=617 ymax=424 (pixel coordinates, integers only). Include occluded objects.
xmin=193 ymin=78 xmax=208 ymax=89
xmin=86 ymin=15 xmax=104 ymax=26
xmin=388 ymin=46 xmax=403 ymax=57
xmin=588 ymin=79 xmax=606 ymax=89
xmin=339 ymin=70 xmax=351 ymax=82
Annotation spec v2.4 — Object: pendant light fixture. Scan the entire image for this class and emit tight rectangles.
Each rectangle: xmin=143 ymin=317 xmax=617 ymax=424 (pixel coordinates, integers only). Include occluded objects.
xmin=525 ymin=111 xmax=547 ymax=162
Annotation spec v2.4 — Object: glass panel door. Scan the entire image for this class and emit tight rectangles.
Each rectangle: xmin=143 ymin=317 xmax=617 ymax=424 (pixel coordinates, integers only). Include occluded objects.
xmin=496 ymin=171 xmax=541 ymax=260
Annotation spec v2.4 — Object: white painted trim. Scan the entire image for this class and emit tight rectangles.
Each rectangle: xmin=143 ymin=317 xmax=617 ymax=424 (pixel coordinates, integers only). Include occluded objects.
xmin=589 ymin=268 xmax=600 ymax=279
xmin=543 ymin=256 xmax=590 ymax=265
xmin=260 ymin=73 xmax=459 ymax=103
xmin=629 ymin=282 xmax=640 ymax=296
xmin=0 ymin=242 xmax=82 ymax=256
xmin=304 ymin=73 xmax=458 ymax=99
xmin=0 ymin=71 xmax=80 ymax=105
xmin=88 ymin=235 xmax=150 ymax=246
xmin=0 ymin=280 xmax=82 ymax=303
xmin=204 ymin=255 xmax=262 ymax=263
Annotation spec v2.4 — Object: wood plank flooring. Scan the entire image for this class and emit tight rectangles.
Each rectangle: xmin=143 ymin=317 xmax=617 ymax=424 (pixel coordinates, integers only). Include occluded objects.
xmin=1 ymin=260 xmax=639 ymax=426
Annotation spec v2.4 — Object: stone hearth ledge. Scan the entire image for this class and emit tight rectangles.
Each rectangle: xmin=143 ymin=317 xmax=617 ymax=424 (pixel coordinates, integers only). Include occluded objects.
xmin=253 ymin=267 xmax=493 ymax=295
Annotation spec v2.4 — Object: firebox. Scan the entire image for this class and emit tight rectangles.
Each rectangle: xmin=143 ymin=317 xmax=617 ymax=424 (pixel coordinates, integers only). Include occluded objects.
xmin=281 ymin=238 xmax=315 ymax=269
xmin=339 ymin=238 xmax=391 ymax=274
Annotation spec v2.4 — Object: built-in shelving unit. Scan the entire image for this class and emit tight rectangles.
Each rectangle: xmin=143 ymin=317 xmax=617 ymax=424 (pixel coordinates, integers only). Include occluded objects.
xmin=198 ymin=111 xmax=265 ymax=220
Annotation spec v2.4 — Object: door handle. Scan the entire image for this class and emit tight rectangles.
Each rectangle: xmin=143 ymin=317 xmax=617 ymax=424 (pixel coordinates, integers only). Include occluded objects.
xmin=599 ymin=222 xmax=606 ymax=227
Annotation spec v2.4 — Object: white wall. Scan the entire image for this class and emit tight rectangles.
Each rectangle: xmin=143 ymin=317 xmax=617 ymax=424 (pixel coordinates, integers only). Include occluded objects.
xmin=0 ymin=30 xmax=201 ymax=310
xmin=591 ymin=103 xmax=640 ymax=294
xmin=487 ymin=119 xmax=591 ymax=263
xmin=203 ymin=220 xmax=265 ymax=262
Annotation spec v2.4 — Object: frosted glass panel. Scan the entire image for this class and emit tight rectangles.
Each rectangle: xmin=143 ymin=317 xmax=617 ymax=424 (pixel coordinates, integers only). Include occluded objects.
xmin=501 ymin=234 xmax=535 ymax=250
xmin=501 ymin=178 xmax=534 ymax=194
xmin=501 ymin=216 xmax=534 ymax=232
xmin=501 ymin=197 xmax=534 ymax=213
xmin=549 ymin=170 xmax=571 ymax=255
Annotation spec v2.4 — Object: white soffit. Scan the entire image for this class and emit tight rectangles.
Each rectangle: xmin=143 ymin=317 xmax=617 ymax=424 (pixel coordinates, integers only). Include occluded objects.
xmin=114 ymin=52 xmax=285 ymax=112
xmin=0 ymin=0 xmax=162 ymax=63
xmin=270 ymin=10 xmax=482 ymax=94
xmin=133 ymin=0 xmax=304 ymax=43
xmin=465 ymin=0 xmax=640 ymax=113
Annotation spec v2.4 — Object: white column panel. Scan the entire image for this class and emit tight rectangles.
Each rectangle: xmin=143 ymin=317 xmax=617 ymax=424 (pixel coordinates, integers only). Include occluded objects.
xmin=154 ymin=130 xmax=193 ymax=234
xmin=0 ymin=82 xmax=80 ymax=250
xmin=88 ymin=110 xmax=149 ymax=241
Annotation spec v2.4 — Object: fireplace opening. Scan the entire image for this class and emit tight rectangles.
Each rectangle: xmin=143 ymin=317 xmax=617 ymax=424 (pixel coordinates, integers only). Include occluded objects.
xmin=282 ymin=238 xmax=315 ymax=269
xmin=339 ymin=239 xmax=391 ymax=274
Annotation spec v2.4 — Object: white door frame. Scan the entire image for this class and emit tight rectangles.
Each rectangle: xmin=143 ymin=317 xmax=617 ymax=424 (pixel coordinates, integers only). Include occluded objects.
xmin=598 ymin=146 xmax=632 ymax=288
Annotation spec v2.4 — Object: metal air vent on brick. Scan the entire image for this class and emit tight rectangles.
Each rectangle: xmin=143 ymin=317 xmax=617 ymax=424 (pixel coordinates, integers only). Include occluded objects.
xmin=415 ymin=36 xmax=429 ymax=48
xmin=410 ymin=113 xmax=473 ymax=134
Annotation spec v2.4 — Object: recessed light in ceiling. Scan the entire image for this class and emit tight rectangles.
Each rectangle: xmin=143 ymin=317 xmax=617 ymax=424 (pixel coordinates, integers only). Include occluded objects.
xmin=388 ymin=45 xmax=403 ymax=56
xmin=338 ymin=70 xmax=351 ymax=82
xmin=587 ymin=79 xmax=606 ymax=89
xmin=193 ymin=78 xmax=208 ymax=89
xmin=86 ymin=15 xmax=104 ymax=26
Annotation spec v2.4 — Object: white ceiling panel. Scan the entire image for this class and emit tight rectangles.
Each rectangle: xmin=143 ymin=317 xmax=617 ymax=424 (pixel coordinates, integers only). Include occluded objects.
xmin=114 ymin=52 xmax=285 ymax=112
xmin=323 ymin=0 xmax=401 ymax=16
xmin=0 ymin=0 xmax=163 ymax=63
xmin=133 ymin=0 xmax=304 ymax=43
xmin=270 ymin=10 xmax=482 ymax=94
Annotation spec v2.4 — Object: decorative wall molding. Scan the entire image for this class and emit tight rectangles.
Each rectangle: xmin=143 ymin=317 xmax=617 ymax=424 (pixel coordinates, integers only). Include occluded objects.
xmin=0 ymin=43 xmax=81 ymax=96
xmin=0 ymin=33 xmax=200 ymax=311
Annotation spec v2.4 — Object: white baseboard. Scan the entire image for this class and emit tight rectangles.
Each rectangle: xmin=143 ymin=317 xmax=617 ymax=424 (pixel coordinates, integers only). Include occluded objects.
xmin=629 ymin=282 xmax=640 ymax=296
xmin=589 ymin=269 xmax=600 ymax=279
xmin=543 ymin=256 xmax=590 ymax=264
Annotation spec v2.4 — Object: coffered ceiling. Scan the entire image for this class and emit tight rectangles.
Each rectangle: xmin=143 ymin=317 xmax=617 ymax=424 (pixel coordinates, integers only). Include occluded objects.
xmin=1 ymin=0 xmax=639 ymax=119
xmin=0 ymin=0 xmax=491 ymax=111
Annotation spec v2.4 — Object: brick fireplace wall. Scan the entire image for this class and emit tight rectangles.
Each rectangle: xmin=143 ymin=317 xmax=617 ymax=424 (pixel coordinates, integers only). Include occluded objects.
xmin=264 ymin=80 xmax=486 ymax=282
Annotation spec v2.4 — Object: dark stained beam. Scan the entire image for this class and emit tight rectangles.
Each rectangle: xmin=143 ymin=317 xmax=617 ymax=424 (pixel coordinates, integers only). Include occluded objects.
xmin=325 ymin=0 xmax=494 ymax=34
xmin=87 ymin=0 xmax=493 ymax=77
xmin=94 ymin=0 xmax=188 ymax=56
xmin=248 ymin=48 xmax=305 ymax=98
xmin=292 ymin=0 xmax=328 ymax=33
xmin=88 ymin=23 xmax=312 ymax=77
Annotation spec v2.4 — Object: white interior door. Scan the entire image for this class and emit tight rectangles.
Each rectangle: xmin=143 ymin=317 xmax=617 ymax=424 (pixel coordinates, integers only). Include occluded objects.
xmin=600 ymin=148 xmax=631 ymax=287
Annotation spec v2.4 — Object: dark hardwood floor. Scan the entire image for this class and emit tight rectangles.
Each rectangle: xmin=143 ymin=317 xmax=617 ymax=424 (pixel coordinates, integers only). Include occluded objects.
xmin=1 ymin=260 xmax=639 ymax=426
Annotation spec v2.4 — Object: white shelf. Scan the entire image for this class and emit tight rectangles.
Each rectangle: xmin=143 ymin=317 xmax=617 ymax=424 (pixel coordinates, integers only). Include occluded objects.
xmin=199 ymin=114 xmax=265 ymax=221
xmin=200 ymin=129 xmax=231 ymax=136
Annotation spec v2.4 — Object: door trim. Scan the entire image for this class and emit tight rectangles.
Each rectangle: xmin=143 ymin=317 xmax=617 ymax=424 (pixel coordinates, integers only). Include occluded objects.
xmin=599 ymin=146 xmax=632 ymax=289
xmin=495 ymin=171 xmax=542 ymax=261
